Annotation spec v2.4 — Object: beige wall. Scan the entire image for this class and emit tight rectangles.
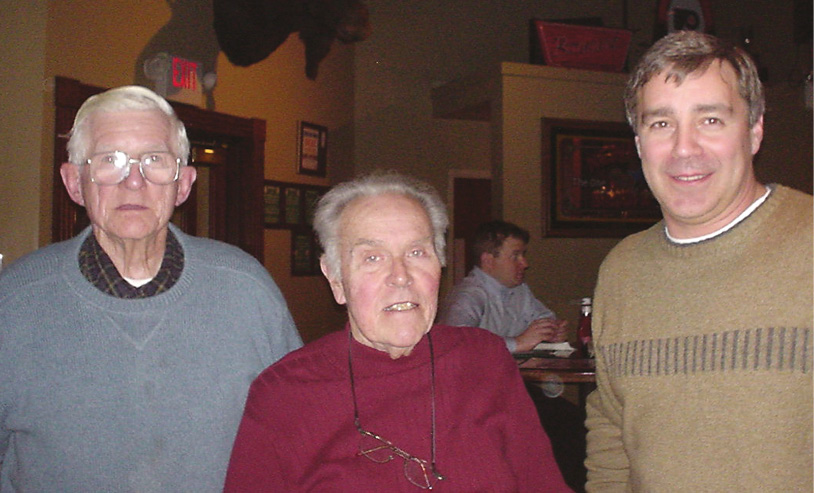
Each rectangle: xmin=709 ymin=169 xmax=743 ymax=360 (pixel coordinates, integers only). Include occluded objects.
xmin=0 ymin=1 xmax=48 ymax=267
xmin=497 ymin=64 xmax=629 ymax=328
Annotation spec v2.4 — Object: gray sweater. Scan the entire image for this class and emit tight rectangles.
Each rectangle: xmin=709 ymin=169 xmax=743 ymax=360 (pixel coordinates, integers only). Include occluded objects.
xmin=0 ymin=226 xmax=303 ymax=492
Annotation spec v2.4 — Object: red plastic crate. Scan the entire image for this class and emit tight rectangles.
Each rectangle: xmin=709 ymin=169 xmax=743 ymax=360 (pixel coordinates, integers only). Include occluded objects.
xmin=533 ymin=21 xmax=632 ymax=73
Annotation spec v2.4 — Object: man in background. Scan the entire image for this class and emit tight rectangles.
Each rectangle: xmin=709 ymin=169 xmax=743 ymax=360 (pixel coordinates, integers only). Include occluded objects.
xmin=585 ymin=31 xmax=812 ymax=491
xmin=439 ymin=219 xmax=586 ymax=491
xmin=0 ymin=85 xmax=302 ymax=491
xmin=439 ymin=219 xmax=567 ymax=352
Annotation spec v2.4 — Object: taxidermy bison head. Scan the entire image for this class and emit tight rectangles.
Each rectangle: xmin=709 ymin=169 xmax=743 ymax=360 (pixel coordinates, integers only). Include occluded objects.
xmin=213 ymin=0 xmax=371 ymax=79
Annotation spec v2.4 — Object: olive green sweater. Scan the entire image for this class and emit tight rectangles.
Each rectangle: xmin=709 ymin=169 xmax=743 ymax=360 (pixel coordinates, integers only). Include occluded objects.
xmin=585 ymin=185 xmax=813 ymax=492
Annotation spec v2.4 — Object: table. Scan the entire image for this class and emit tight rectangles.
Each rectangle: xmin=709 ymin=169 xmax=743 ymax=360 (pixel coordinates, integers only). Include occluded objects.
xmin=515 ymin=352 xmax=596 ymax=406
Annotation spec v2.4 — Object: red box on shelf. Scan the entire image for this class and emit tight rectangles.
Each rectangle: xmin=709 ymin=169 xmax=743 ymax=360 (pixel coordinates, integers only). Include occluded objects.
xmin=532 ymin=20 xmax=632 ymax=73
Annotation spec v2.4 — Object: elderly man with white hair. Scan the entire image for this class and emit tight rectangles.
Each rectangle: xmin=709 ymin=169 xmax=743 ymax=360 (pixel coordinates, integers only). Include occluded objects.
xmin=0 ymin=85 xmax=302 ymax=491
xmin=225 ymin=171 xmax=572 ymax=491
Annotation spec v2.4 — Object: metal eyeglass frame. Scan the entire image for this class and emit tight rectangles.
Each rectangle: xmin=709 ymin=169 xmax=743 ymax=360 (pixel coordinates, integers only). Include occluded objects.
xmin=348 ymin=330 xmax=446 ymax=489
xmin=85 ymin=150 xmax=181 ymax=185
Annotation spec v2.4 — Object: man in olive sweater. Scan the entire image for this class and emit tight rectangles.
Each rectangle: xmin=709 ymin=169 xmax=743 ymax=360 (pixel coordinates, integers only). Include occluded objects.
xmin=585 ymin=31 xmax=813 ymax=491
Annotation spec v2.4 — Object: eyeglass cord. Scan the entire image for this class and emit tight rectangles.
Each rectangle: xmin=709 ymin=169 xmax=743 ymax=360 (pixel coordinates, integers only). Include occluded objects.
xmin=348 ymin=330 xmax=445 ymax=484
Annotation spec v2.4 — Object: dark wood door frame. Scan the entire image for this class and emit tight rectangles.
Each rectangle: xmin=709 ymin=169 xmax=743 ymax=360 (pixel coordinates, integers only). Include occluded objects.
xmin=52 ymin=76 xmax=266 ymax=262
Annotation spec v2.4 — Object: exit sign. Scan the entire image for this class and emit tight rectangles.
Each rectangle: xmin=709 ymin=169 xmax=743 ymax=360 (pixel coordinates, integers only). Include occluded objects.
xmin=172 ymin=56 xmax=199 ymax=90
xmin=143 ymin=52 xmax=204 ymax=107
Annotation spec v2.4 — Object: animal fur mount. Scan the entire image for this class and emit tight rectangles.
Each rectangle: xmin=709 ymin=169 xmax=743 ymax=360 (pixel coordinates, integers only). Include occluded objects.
xmin=213 ymin=0 xmax=371 ymax=80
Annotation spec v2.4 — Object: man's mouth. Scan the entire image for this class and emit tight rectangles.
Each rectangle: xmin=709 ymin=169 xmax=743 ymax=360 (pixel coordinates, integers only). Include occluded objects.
xmin=384 ymin=302 xmax=417 ymax=312
xmin=674 ymin=173 xmax=710 ymax=182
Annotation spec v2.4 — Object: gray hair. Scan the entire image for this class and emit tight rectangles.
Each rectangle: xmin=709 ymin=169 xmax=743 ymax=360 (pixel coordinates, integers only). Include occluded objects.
xmin=66 ymin=85 xmax=190 ymax=166
xmin=624 ymin=30 xmax=765 ymax=132
xmin=313 ymin=171 xmax=449 ymax=278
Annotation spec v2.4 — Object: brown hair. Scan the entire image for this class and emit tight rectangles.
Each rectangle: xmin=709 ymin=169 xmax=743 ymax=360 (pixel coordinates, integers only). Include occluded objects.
xmin=624 ymin=31 xmax=764 ymax=133
xmin=472 ymin=220 xmax=529 ymax=266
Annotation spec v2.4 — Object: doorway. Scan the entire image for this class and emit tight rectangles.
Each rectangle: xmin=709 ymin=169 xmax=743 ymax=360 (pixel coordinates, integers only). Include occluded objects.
xmin=448 ymin=171 xmax=492 ymax=284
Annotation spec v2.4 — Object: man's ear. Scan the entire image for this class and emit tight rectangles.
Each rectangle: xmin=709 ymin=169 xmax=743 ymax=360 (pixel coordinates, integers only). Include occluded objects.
xmin=634 ymin=135 xmax=642 ymax=158
xmin=174 ymin=165 xmax=197 ymax=206
xmin=480 ymin=251 xmax=494 ymax=272
xmin=60 ymin=162 xmax=85 ymax=206
xmin=320 ymin=255 xmax=347 ymax=305
xmin=750 ymin=115 xmax=764 ymax=156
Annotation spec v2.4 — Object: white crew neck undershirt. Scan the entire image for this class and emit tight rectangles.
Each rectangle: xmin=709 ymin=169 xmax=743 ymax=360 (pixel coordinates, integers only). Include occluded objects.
xmin=666 ymin=186 xmax=772 ymax=244
xmin=123 ymin=277 xmax=152 ymax=287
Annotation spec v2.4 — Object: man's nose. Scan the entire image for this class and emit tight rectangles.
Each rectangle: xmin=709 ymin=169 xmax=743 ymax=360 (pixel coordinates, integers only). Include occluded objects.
xmin=387 ymin=257 xmax=412 ymax=286
xmin=121 ymin=160 xmax=146 ymax=189
xmin=672 ymin=123 xmax=703 ymax=158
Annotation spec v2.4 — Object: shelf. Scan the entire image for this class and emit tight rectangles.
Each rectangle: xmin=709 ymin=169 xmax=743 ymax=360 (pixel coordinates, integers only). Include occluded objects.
xmin=430 ymin=62 xmax=628 ymax=122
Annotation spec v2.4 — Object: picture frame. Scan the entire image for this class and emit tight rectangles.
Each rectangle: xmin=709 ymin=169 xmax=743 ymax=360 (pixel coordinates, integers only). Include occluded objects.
xmin=290 ymin=226 xmax=322 ymax=276
xmin=264 ymin=180 xmax=329 ymax=276
xmin=284 ymin=187 xmax=302 ymax=225
xmin=263 ymin=183 xmax=282 ymax=227
xmin=541 ymin=118 xmax=661 ymax=237
xmin=297 ymin=121 xmax=328 ymax=177
xmin=263 ymin=180 xmax=329 ymax=229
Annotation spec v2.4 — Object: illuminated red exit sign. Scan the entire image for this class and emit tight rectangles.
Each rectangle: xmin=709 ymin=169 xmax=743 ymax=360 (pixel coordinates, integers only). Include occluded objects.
xmin=172 ymin=56 xmax=198 ymax=90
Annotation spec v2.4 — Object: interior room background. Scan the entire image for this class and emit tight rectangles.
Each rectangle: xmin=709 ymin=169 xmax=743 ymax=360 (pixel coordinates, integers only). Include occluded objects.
xmin=2 ymin=0 xmax=811 ymax=342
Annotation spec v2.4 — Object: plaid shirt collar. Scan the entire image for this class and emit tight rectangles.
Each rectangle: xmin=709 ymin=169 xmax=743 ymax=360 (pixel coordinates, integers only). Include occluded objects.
xmin=78 ymin=230 xmax=184 ymax=298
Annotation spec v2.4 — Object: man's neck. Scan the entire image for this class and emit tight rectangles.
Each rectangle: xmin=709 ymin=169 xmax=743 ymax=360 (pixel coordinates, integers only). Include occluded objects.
xmin=665 ymin=184 xmax=771 ymax=243
xmin=94 ymin=228 xmax=168 ymax=279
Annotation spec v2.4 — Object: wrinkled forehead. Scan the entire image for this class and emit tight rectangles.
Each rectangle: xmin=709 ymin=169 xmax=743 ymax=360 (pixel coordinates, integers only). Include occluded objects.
xmin=86 ymin=109 xmax=176 ymax=148
xmin=338 ymin=193 xmax=431 ymax=245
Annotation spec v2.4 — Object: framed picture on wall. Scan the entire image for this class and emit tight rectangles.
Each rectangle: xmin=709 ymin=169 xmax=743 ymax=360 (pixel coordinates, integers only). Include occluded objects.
xmin=290 ymin=227 xmax=322 ymax=276
xmin=264 ymin=180 xmax=328 ymax=275
xmin=264 ymin=180 xmax=328 ymax=228
xmin=284 ymin=187 xmax=302 ymax=225
xmin=541 ymin=118 xmax=661 ymax=237
xmin=297 ymin=121 xmax=328 ymax=177
xmin=263 ymin=183 xmax=282 ymax=227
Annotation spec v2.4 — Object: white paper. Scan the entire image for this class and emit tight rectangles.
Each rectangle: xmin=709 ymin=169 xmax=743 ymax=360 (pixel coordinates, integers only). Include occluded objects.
xmin=533 ymin=341 xmax=576 ymax=357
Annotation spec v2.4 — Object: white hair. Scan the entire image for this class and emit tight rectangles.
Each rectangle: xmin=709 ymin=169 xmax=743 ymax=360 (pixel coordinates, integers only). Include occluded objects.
xmin=313 ymin=171 xmax=449 ymax=278
xmin=66 ymin=85 xmax=190 ymax=165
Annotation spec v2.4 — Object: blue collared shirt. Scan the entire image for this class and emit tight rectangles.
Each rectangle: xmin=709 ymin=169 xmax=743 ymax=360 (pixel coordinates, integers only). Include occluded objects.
xmin=438 ymin=267 xmax=556 ymax=352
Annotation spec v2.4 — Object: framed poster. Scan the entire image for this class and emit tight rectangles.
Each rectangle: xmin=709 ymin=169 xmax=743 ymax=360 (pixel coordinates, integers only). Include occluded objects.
xmin=264 ymin=180 xmax=328 ymax=276
xmin=290 ymin=227 xmax=322 ymax=276
xmin=541 ymin=118 xmax=661 ymax=237
xmin=297 ymin=121 xmax=328 ymax=177
xmin=284 ymin=187 xmax=302 ymax=225
xmin=263 ymin=183 xmax=282 ymax=227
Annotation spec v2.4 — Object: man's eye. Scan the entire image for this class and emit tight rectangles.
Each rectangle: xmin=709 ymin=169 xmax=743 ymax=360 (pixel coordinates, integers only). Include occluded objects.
xmin=409 ymin=249 xmax=426 ymax=257
xmin=649 ymin=121 xmax=668 ymax=129
xmin=364 ymin=255 xmax=380 ymax=262
xmin=704 ymin=117 xmax=722 ymax=125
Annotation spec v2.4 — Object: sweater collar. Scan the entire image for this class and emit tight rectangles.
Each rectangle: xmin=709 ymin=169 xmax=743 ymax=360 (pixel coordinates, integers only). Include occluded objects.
xmin=656 ymin=183 xmax=785 ymax=257
xmin=345 ymin=323 xmax=432 ymax=376
xmin=665 ymin=185 xmax=772 ymax=244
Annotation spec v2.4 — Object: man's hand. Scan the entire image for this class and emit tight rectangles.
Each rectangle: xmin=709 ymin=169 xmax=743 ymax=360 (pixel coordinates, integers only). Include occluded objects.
xmin=514 ymin=318 xmax=568 ymax=352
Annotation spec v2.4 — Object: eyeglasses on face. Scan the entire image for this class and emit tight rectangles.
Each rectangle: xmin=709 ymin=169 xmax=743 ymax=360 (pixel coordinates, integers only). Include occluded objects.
xmin=85 ymin=150 xmax=181 ymax=185
xmin=356 ymin=426 xmax=444 ymax=490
